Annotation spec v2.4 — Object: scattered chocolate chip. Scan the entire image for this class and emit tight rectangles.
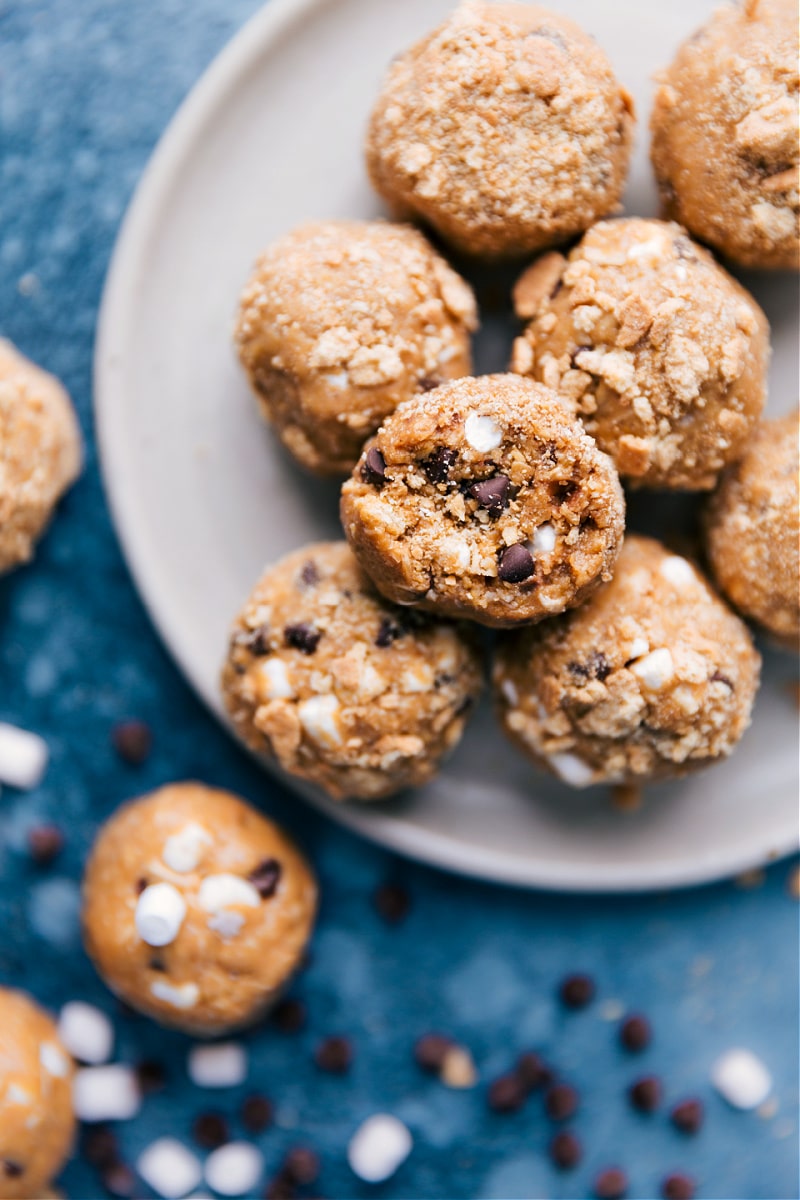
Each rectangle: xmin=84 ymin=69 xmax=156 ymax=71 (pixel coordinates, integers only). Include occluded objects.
xmin=468 ymin=474 xmax=511 ymax=517
xmin=148 ymin=955 xmax=166 ymax=972
xmin=515 ymin=1051 xmax=550 ymax=1092
xmin=112 ymin=720 xmax=152 ymax=765
xmin=241 ymin=1093 xmax=274 ymax=1133
xmin=559 ymin=973 xmax=596 ymax=1009
xmin=285 ymin=623 xmax=321 ymax=655
xmin=594 ymin=1167 xmax=628 ymax=1199
xmin=548 ymin=1131 xmax=582 ymax=1170
xmin=710 ymin=669 xmax=734 ymax=689
xmin=545 ymin=1082 xmax=580 ymax=1122
xmin=374 ymin=881 xmax=411 ymax=924
xmin=418 ymin=375 xmax=443 ymax=392
xmin=135 ymin=877 xmax=148 ymax=894
xmin=620 ymin=1013 xmax=652 ymax=1052
xmin=498 ymin=543 xmax=534 ymax=583
xmin=422 ymin=446 xmax=457 ymax=484
xmin=192 ymin=1111 xmax=229 ymax=1149
xmin=102 ymin=1162 xmax=137 ymax=1198
xmin=361 ymin=446 xmax=386 ymax=486
xmin=414 ymin=1033 xmax=453 ymax=1073
xmin=270 ymin=997 xmax=307 ymax=1033
xmin=671 ymin=1097 xmax=704 ymax=1135
xmin=135 ymin=1059 xmax=167 ymax=1094
xmin=314 ymin=1035 xmax=353 ymax=1074
xmin=27 ymin=823 xmax=64 ymax=865
xmin=300 ymin=560 xmax=319 ymax=587
xmin=82 ymin=1125 xmax=119 ymax=1168
xmin=488 ymin=1073 xmax=527 ymax=1113
xmin=1 ymin=1161 xmax=23 ymax=1179
xmin=235 ymin=624 xmax=270 ymax=655
xmin=628 ymin=1075 xmax=662 ymax=1113
xmin=568 ymin=653 xmax=611 ymax=683
xmin=283 ymin=1147 xmax=320 ymax=1186
xmin=249 ymin=857 xmax=282 ymax=898
xmin=376 ymin=617 xmax=404 ymax=648
xmin=661 ymin=1173 xmax=696 ymax=1200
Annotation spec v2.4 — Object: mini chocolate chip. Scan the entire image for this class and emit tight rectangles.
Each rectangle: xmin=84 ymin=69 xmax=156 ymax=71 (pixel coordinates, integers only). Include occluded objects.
xmin=27 ymin=824 xmax=64 ymax=865
xmin=671 ymin=1097 xmax=704 ymax=1135
xmin=710 ymin=669 xmax=734 ymax=689
xmin=418 ymin=375 xmax=443 ymax=392
xmin=112 ymin=720 xmax=152 ymax=765
xmin=1 ymin=1161 xmax=23 ymax=1179
xmin=594 ymin=1167 xmax=628 ymax=1199
xmin=314 ymin=1035 xmax=353 ymax=1073
xmin=374 ymin=881 xmax=411 ymax=924
xmin=361 ymin=446 xmax=386 ymax=485
xmin=548 ymin=1131 xmax=582 ymax=1170
xmin=249 ymin=857 xmax=282 ymax=898
xmin=422 ymin=446 xmax=457 ymax=484
xmin=376 ymin=616 xmax=404 ymax=648
xmin=552 ymin=479 xmax=578 ymax=501
xmin=149 ymin=955 xmax=166 ymax=972
xmin=468 ymin=475 xmax=511 ymax=517
xmin=285 ymin=623 xmax=321 ymax=655
xmin=283 ymin=1147 xmax=320 ymax=1186
xmin=662 ymin=1173 xmax=696 ymax=1200
xmin=498 ymin=543 xmax=534 ymax=583
xmin=270 ymin=997 xmax=307 ymax=1033
xmin=568 ymin=654 xmax=611 ymax=684
xmin=414 ymin=1033 xmax=453 ymax=1073
xmin=545 ymin=1082 xmax=580 ymax=1122
xmin=628 ymin=1075 xmax=662 ymax=1112
xmin=300 ymin=560 xmax=320 ymax=587
xmin=515 ymin=1051 xmax=550 ymax=1092
xmin=102 ymin=1161 xmax=137 ymax=1198
xmin=236 ymin=624 xmax=271 ymax=655
xmin=241 ymin=1093 xmax=274 ymax=1133
xmin=135 ymin=877 xmax=148 ymax=894
xmin=82 ymin=1125 xmax=119 ymax=1168
xmin=559 ymin=973 xmax=596 ymax=1009
xmin=192 ymin=1112 xmax=229 ymax=1149
xmin=136 ymin=1059 xmax=167 ymax=1094
xmin=488 ymin=1073 xmax=527 ymax=1113
xmin=620 ymin=1013 xmax=652 ymax=1052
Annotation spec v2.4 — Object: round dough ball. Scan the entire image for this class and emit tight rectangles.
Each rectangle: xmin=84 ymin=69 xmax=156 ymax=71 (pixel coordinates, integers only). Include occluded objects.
xmin=221 ymin=542 xmax=483 ymax=800
xmin=651 ymin=0 xmax=799 ymax=271
xmin=0 ymin=988 xmax=75 ymax=1199
xmin=705 ymin=412 xmax=799 ymax=647
xmin=494 ymin=535 xmax=761 ymax=787
xmin=365 ymin=1 xmax=634 ymax=259
xmin=235 ymin=220 xmax=477 ymax=475
xmin=511 ymin=219 xmax=769 ymax=489
xmin=340 ymin=374 xmax=625 ymax=628
xmin=82 ymin=784 xmax=317 ymax=1035
xmin=0 ymin=339 xmax=82 ymax=574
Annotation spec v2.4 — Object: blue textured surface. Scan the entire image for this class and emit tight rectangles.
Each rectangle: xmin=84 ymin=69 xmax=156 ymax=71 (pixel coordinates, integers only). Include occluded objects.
xmin=0 ymin=3 xmax=799 ymax=1198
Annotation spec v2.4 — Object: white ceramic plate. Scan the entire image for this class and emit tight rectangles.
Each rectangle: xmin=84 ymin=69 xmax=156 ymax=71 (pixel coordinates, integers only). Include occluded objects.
xmin=95 ymin=0 xmax=799 ymax=891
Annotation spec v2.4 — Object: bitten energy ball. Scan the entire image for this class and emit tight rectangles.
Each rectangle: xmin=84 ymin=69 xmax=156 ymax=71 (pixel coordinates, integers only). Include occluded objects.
xmin=365 ymin=1 xmax=634 ymax=259
xmin=0 ymin=988 xmax=75 ymax=1199
xmin=0 ymin=339 xmax=82 ymax=573
xmin=494 ymin=535 xmax=761 ymax=787
xmin=82 ymin=784 xmax=317 ymax=1035
xmin=235 ymin=221 xmax=477 ymax=475
xmin=221 ymin=543 xmax=483 ymax=800
xmin=511 ymin=219 xmax=769 ymax=489
xmin=340 ymin=374 xmax=625 ymax=628
xmin=705 ymin=412 xmax=799 ymax=648
xmin=651 ymin=0 xmax=799 ymax=271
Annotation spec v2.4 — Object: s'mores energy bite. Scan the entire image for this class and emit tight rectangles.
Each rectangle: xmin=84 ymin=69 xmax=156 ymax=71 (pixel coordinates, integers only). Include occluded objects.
xmin=82 ymin=784 xmax=317 ymax=1035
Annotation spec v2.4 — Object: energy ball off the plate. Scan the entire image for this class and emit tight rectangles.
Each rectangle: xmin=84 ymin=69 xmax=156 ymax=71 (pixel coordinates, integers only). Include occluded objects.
xmin=651 ymin=0 xmax=799 ymax=270
xmin=511 ymin=218 xmax=769 ymax=489
xmin=340 ymin=374 xmax=625 ymax=628
xmin=221 ymin=542 xmax=483 ymax=800
xmin=705 ymin=412 xmax=799 ymax=648
xmin=82 ymin=783 xmax=317 ymax=1035
xmin=365 ymin=1 xmax=634 ymax=259
xmin=493 ymin=535 xmax=761 ymax=788
xmin=0 ymin=988 xmax=75 ymax=1199
xmin=0 ymin=339 xmax=82 ymax=573
xmin=234 ymin=220 xmax=477 ymax=475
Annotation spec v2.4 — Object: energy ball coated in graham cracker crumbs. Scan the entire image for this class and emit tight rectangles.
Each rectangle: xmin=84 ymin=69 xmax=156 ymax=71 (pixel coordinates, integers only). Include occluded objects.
xmin=221 ymin=542 xmax=483 ymax=800
xmin=705 ymin=412 xmax=800 ymax=649
xmin=82 ymin=784 xmax=317 ymax=1036
xmin=365 ymin=1 xmax=634 ymax=260
xmin=340 ymin=374 xmax=625 ymax=629
xmin=0 ymin=988 xmax=75 ymax=1199
xmin=234 ymin=220 xmax=477 ymax=476
xmin=511 ymin=219 xmax=769 ymax=490
xmin=0 ymin=339 xmax=82 ymax=574
xmin=651 ymin=0 xmax=799 ymax=271
xmin=493 ymin=535 xmax=761 ymax=788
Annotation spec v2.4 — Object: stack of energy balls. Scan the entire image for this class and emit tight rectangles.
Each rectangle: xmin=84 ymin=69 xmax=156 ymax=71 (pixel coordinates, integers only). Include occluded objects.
xmin=224 ymin=0 xmax=798 ymax=801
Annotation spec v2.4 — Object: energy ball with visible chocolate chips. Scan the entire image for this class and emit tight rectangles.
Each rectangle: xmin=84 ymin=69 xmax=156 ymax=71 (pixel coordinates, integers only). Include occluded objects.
xmin=82 ymin=784 xmax=317 ymax=1036
xmin=651 ymin=0 xmax=799 ymax=271
xmin=0 ymin=339 xmax=82 ymax=574
xmin=705 ymin=412 xmax=799 ymax=648
xmin=0 ymin=988 xmax=75 ymax=1199
xmin=221 ymin=543 xmax=483 ymax=800
xmin=494 ymin=535 xmax=760 ymax=787
xmin=340 ymin=375 xmax=625 ymax=629
xmin=511 ymin=219 xmax=769 ymax=489
xmin=235 ymin=220 xmax=477 ymax=475
xmin=366 ymin=2 xmax=634 ymax=260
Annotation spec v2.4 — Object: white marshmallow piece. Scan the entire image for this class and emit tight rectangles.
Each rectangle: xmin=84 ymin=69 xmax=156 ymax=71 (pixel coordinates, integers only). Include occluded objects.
xmin=530 ymin=522 xmax=556 ymax=556
xmin=464 ymin=413 xmax=502 ymax=453
xmin=660 ymin=556 xmax=697 ymax=589
xmin=298 ymin=694 xmax=342 ymax=748
xmin=40 ymin=1041 xmax=70 ymax=1078
xmin=630 ymin=648 xmax=674 ymax=691
xmin=150 ymin=980 xmax=199 ymax=1010
xmin=57 ymin=1001 xmax=114 ymax=1065
xmin=711 ymin=1048 xmax=772 ymax=1110
xmin=135 ymin=882 xmax=187 ymax=947
xmin=627 ymin=636 xmax=650 ymax=661
xmin=187 ymin=1042 xmax=248 ymax=1089
xmin=259 ymin=658 xmax=295 ymax=700
xmin=197 ymin=874 xmax=260 ymax=914
xmin=162 ymin=823 xmax=212 ymax=873
xmin=73 ymin=1064 xmax=141 ymax=1122
xmin=549 ymin=751 xmax=596 ymax=789
xmin=348 ymin=1114 xmax=413 ymax=1184
xmin=137 ymin=1138 xmax=203 ymax=1199
xmin=0 ymin=722 xmax=48 ymax=790
xmin=204 ymin=1143 xmax=265 ymax=1197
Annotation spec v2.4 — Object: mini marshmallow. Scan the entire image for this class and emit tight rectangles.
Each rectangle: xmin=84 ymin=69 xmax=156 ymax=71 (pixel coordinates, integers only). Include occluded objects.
xmin=0 ymin=722 xmax=48 ymax=790
xmin=464 ymin=413 xmax=502 ymax=453
xmin=197 ymin=874 xmax=260 ymax=914
xmin=711 ymin=1048 xmax=772 ymax=1110
xmin=259 ymin=658 xmax=295 ymax=700
xmin=162 ymin=823 xmax=212 ymax=873
xmin=57 ymin=1001 xmax=114 ymax=1065
xmin=187 ymin=1042 xmax=248 ymax=1089
xmin=348 ymin=1113 xmax=413 ymax=1183
xmin=207 ymin=910 xmax=245 ymax=939
xmin=135 ymin=882 xmax=187 ymax=947
xmin=203 ymin=1142 xmax=265 ymax=1196
xmin=531 ymin=522 xmax=556 ymax=556
xmin=39 ymin=1041 xmax=70 ymax=1078
xmin=151 ymin=980 xmax=199 ymax=1010
xmin=627 ymin=636 xmax=650 ymax=661
xmin=630 ymin=648 xmax=674 ymax=691
xmin=549 ymin=751 xmax=595 ymax=788
xmin=660 ymin=556 xmax=697 ymax=588
xmin=137 ymin=1138 xmax=202 ymax=1199
xmin=298 ymin=694 xmax=342 ymax=748
xmin=73 ymin=1064 xmax=141 ymax=1122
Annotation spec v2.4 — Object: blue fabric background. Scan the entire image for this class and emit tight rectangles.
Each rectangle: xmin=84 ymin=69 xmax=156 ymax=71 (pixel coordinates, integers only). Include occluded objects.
xmin=0 ymin=3 xmax=798 ymax=1198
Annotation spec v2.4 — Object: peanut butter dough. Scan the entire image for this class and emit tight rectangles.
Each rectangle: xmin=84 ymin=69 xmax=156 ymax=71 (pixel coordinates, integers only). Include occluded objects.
xmin=235 ymin=221 xmax=477 ymax=475
xmin=494 ymin=535 xmax=761 ymax=787
xmin=341 ymin=374 xmax=625 ymax=628
xmin=0 ymin=988 xmax=75 ymax=1199
xmin=0 ymin=339 xmax=82 ymax=573
xmin=82 ymin=784 xmax=317 ymax=1036
xmin=705 ymin=412 xmax=799 ymax=648
xmin=651 ymin=0 xmax=799 ymax=271
xmin=221 ymin=543 xmax=483 ymax=800
xmin=511 ymin=219 xmax=769 ymax=489
xmin=365 ymin=1 xmax=634 ymax=259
